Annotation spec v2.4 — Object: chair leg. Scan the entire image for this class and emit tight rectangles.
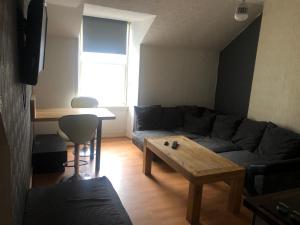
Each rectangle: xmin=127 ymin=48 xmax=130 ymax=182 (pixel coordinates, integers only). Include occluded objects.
xmin=74 ymin=144 xmax=80 ymax=175
xmin=90 ymin=139 xmax=95 ymax=160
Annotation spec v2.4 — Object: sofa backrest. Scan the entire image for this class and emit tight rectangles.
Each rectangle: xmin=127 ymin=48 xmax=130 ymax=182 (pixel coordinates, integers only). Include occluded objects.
xmin=255 ymin=123 xmax=300 ymax=160
xmin=134 ymin=105 xmax=209 ymax=131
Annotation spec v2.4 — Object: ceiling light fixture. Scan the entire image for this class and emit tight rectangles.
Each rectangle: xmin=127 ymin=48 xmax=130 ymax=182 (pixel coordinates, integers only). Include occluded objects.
xmin=234 ymin=0 xmax=249 ymax=22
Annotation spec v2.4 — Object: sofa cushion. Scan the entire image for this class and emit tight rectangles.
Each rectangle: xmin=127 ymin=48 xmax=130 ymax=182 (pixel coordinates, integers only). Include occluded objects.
xmin=177 ymin=105 xmax=202 ymax=118
xmin=232 ymin=119 xmax=268 ymax=151
xmin=198 ymin=106 xmax=208 ymax=116
xmin=183 ymin=113 xmax=215 ymax=136
xmin=132 ymin=130 xmax=175 ymax=150
xmin=134 ymin=105 xmax=163 ymax=131
xmin=161 ymin=107 xmax=183 ymax=130
xmin=219 ymin=150 xmax=267 ymax=167
xmin=211 ymin=115 xmax=242 ymax=140
xmin=173 ymin=129 xmax=203 ymax=140
xmin=202 ymin=108 xmax=217 ymax=117
xmin=256 ymin=123 xmax=300 ymax=160
xmin=195 ymin=136 xmax=239 ymax=153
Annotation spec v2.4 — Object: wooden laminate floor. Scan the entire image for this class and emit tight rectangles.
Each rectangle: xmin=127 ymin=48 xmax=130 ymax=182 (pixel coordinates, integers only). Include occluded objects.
xmin=32 ymin=138 xmax=252 ymax=225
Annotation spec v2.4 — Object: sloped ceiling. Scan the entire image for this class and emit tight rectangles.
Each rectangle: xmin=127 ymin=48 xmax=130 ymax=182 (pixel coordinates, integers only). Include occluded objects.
xmin=46 ymin=0 xmax=263 ymax=50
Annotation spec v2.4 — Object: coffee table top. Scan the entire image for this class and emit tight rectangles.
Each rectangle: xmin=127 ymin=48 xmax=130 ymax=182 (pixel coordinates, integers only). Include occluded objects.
xmin=145 ymin=136 xmax=244 ymax=182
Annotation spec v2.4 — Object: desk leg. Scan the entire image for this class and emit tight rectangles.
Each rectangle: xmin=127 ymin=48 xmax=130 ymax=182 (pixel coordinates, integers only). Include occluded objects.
xmin=186 ymin=182 xmax=202 ymax=225
xmin=95 ymin=120 xmax=102 ymax=174
xmin=90 ymin=138 xmax=95 ymax=160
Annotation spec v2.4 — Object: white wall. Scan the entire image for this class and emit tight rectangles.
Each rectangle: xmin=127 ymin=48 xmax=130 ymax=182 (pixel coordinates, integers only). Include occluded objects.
xmin=34 ymin=16 xmax=220 ymax=138
xmin=34 ymin=36 xmax=78 ymax=108
xmin=138 ymin=45 xmax=219 ymax=108
xmin=33 ymin=36 xmax=128 ymax=137
xmin=248 ymin=0 xmax=300 ymax=132
xmin=126 ymin=16 xmax=156 ymax=138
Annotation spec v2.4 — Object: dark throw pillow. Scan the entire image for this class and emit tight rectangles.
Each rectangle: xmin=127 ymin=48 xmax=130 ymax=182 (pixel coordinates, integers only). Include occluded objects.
xmin=161 ymin=107 xmax=183 ymax=130
xmin=177 ymin=105 xmax=200 ymax=118
xmin=202 ymin=108 xmax=217 ymax=117
xmin=183 ymin=113 xmax=215 ymax=136
xmin=256 ymin=123 xmax=300 ymax=160
xmin=211 ymin=115 xmax=242 ymax=140
xmin=198 ymin=106 xmax=208 ymax=116
xmin=232 ymin=119 xmax=267 ymax=151
xmin=134 ymin=105 xmax=163 ymax=131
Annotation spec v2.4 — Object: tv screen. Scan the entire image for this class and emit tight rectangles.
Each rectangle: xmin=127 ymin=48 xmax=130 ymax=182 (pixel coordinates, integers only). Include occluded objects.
xmin=21 ymin=0 xmax=47 ymax=85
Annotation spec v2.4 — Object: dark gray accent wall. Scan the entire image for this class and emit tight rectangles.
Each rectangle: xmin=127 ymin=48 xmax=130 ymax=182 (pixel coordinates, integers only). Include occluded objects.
xmin=215 ymin=15 xmax=262 ymax=117
xmin=0 ymin=0 xmax=32 ymax=224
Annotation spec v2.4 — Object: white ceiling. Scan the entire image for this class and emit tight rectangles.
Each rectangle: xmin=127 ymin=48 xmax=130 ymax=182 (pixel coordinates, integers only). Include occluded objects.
xmin=46 ymin=0 xmax=263 ymax=50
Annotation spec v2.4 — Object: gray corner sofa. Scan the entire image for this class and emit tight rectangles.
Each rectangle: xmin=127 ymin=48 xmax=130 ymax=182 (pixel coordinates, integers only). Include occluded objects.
xmin=132 ymin=105 xmax=300 ymax=196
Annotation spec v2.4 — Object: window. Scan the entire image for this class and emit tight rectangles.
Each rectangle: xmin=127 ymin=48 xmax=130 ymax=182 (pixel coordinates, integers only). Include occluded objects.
xmin=79 ymin=52 xmax=127 ymax=106
xmin=79 ymin=16 xmax=129 ymax=106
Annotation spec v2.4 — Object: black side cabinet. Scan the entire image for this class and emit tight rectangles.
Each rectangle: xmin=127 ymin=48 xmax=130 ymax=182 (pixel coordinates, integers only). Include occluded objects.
xmin=244 ymin=189 xmax=300 ymax=225
xmin=32 ymin=134 xmax=67 ymax=173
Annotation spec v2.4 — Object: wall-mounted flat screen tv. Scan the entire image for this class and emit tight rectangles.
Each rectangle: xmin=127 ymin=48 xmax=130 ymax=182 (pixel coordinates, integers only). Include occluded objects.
xmin=21 ymin=0 xmax=47 ymax=85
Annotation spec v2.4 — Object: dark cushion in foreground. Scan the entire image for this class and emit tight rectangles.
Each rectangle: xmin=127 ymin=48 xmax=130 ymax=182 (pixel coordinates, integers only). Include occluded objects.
xmin=23 ymin=177 xmax=133 ymax=225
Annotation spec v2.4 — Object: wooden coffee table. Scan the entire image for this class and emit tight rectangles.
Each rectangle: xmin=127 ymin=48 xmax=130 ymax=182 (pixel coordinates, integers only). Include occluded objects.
xmin=143 ymin=136 xmax=245 ymax=225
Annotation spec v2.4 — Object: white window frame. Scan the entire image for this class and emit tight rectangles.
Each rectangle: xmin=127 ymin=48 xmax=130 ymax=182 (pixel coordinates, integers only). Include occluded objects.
xmin=78 ymin=21 xmax=130 ymax=107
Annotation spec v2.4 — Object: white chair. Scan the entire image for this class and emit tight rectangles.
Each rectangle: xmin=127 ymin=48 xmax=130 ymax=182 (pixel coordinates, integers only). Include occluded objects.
xmin=71 ymin=97 xmax=99 ymax=108
xmin=72 ymin=97 xmax=99 ymax=157
xmin=59 ymin=114 xmax=98 ymax=181
xmin=58 ymin=97 xmax=99 ymax=158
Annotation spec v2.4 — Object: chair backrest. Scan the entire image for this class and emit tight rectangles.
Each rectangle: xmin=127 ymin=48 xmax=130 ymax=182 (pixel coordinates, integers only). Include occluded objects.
xmin=71 ymin=97 xmax=99 ymax=108
xmin=58 ymin=114 xmax=98 ymax=144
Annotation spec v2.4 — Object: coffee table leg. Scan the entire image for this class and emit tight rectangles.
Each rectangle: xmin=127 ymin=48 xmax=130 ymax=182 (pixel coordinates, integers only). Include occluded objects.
xmin=143 ymin=145 xmax=153 ymax=176
xmin=186 ymin=182 xmax=203 ymax=225
xmin=228 ymin=177 xmax=244 ymax=213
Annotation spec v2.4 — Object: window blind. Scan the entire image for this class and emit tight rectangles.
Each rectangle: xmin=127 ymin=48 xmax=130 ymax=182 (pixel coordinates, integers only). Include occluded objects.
xmin=82 ymin=16 xmax=128 ymax=54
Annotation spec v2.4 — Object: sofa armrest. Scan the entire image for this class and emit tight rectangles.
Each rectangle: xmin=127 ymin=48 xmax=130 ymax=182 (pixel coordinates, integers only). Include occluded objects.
xmin=246 ymin=158 xmax=300 ymax=195
xmin=245 ymin=164 xmax=266 ymax=195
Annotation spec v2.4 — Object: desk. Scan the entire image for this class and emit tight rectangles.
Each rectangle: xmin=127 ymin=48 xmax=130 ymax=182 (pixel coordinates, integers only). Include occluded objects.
xmin=33 ymin=108 xmax=116 ymax=173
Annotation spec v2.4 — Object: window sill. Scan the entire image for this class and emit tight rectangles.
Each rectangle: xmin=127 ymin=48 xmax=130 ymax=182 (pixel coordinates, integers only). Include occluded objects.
xmin=100 ymin=106 xmax=129 ymax=112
